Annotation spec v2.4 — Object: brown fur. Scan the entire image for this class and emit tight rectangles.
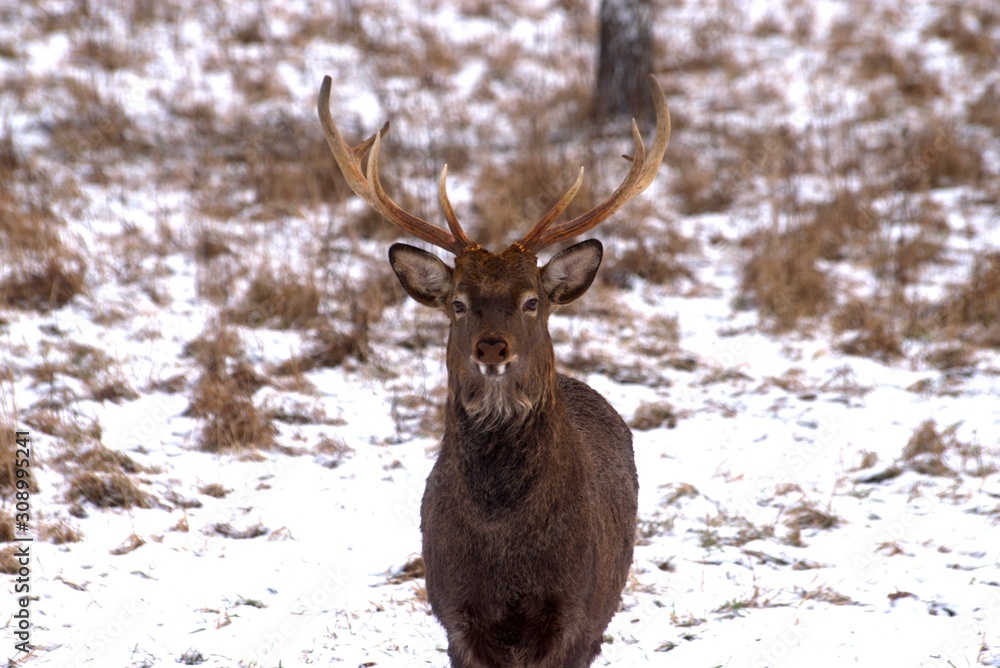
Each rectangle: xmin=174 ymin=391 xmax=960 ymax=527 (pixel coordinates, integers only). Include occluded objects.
xmin=391 ymin=242 xmax=638 ymax=667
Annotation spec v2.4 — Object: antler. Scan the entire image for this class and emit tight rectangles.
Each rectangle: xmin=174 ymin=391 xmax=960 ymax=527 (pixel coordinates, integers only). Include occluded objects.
xmin=516 ymin=75 xmax=670 ymax=253
xmin=317 ymin=75 xmax=475 ymax=255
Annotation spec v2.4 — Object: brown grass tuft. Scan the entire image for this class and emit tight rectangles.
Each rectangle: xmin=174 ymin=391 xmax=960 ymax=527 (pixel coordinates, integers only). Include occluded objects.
xmin=737 ymin=224 xmax=832 ymax=331
xmin=229 ymin=266 xmax=321 ymax=330
xmin=895 ymin=122 xmax=985 ymax=192
xmin=0 ymin=509 xmax=13 ymax=541
xmin=71 ymin=445 xmax=148 ymax=474
xmin=785 ymin=501 xmax=842 ymax=531
xmin=66 ymin=471 xmax=151 ymax=509
xmin=968 ymin=84 xmax=1000 ymax=132
xmin=600 ymin=227 xmax=696 ymax=290
xmin=630 ymin=402 xmax=679 ymax=431
xmin=802 ymin=190 xmax=879 ymax=261
xmin=196 ymin=111 xmax=344 ymax=219
xmin=856 ymin=37 xmax=942 ymax=105
xmin=1 ymin=427 xmax=38 ymax=495
xmin=941 ymin=252 xmax=1000 ymax=326
xmin=315 ymin=435 xmax=353 ymax=468
xmin=186 ymin=320 xmax=276 ymax=452
xmin=926 ymin=5 xmax=999 ymax=73
xmin=50 ymin=77 xmax=142 ymax=155
xmin=470 ymin=149 xmax=597 ymax=251
xmin=923 ymin=344 xmax=976 ymax=371
xmin=71 ymin=36 xmax=144 ymax=72
xmin=837 ymin=317 xmax=904 ymax=362
xmin=0 ymin=254 xmax=87 ymax=311
xmin=901 ymin=419 xmax=958 ymax=476
xmin=40 ymin=518 xmax=83 ymax=544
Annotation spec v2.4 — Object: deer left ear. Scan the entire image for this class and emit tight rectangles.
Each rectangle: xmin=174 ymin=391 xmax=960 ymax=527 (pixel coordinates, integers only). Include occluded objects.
xmin=389 ymin=243 xmax=454 ymax=308
xmin=541 ymin=239 xmax=603 ymax=305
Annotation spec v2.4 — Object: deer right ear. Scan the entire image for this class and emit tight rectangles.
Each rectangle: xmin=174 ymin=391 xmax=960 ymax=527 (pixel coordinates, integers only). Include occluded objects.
xmin=388 ymin=243 xmax=454 ymax=309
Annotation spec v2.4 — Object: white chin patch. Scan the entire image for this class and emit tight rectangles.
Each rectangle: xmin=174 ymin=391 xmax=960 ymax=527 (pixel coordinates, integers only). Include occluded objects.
xmin=477 ymin=363 xmax=508 ymax=378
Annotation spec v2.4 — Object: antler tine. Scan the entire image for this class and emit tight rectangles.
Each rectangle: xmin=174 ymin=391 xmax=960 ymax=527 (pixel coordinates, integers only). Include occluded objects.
xmin=317 ymin=75 xmax=468 ymax=255
xmin=438 ymin=165 xmax=478 ymax=251
xmin=518 ymin=75 xmax=671 ymax=252
xmin=516 ymin=167 xmax=586 ymax=252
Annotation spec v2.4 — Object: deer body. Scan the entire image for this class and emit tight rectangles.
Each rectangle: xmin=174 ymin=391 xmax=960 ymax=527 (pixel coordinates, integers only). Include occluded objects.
xmin=317 ymin=74 xmax=669 ymax=667
xmin=424 ymin=374 xmax=636 ymax=667
xmin=392 ymin=242 xmax=637 ymax=666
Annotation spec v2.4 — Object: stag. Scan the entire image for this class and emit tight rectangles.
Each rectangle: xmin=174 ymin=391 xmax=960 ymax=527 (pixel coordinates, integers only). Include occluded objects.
xmin=318 ymin=74 xmax=669 ymax=667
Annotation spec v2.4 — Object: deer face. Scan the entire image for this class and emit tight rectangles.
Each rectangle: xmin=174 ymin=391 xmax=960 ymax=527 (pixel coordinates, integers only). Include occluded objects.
xmin=318 ymin=74 xmax=667 ymax=420
xmin=389 ymin=240 xmax=603 ymax=420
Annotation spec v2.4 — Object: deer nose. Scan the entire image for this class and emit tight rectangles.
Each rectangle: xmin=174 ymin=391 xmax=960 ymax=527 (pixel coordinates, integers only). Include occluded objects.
xmin=476 ymin=337 xmax=508 ymax=365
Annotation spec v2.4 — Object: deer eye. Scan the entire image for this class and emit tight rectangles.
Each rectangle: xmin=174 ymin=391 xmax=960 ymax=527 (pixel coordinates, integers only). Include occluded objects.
xmin=452 ymin=300 xmax=467 ymax=314
xmin=523 ymin=297 xmax=539 ymax=313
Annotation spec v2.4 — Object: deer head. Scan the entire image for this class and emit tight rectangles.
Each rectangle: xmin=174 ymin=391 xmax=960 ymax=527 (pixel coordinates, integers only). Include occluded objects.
xmin=317 ymin=75 xmax=670 ymax=424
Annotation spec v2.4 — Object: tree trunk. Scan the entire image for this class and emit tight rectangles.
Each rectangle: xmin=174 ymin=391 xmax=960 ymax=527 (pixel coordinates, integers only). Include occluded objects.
xmin=592 ymin=0 xmax=654 ymax=125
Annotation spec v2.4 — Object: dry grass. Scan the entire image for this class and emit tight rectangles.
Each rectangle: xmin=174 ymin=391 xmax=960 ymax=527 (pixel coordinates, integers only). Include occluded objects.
xmin=71 ymin=35 xmax=145 ymax=72
xmin=935 ymin=252 xmax=1000 ymax=346
xmin=600 ymin=227 xmax=696 ymax=290
xmin=968 ymin=84 xmax=1000 ymax=132
xmin=737 ymin=223 xmax=832 ymax=331
xmin=0 ymin=509 xmax=14 ymax=542
xmin=470 ymin=145 xmax=599 ymax=252
xmin=40 ymin=518 xmax=83 ymax=544
xmin=894 ymin=121 xmax=985 ymax=192
xmin=229 ymin=265 xmax=321 ymax=330
xmin=856 ymin=38 xmax=943 ymax=105
xmin=0 ymin=124 xmax=88 ymax=312
xmin=901 ymin=419 xmax=958 ymax=477
xmin=925 ymin=4 xmax=999 ymax=73
xmin=837 ymin=321 xmax=904 ymax=362
xmin=194 ymin=110 xmax=345 ymax=220
xmin=785 ymin=502 xmax=842 ymax=531
xmin=630 ymin=401 xmax=679 ymax=431
xmin=65 ymin=471 xmax=151 ymax=509
xmin=49 ymin=76 xmax=144 ymax=156
xmin=802 ymin=190 xmax=879 ymax=262
xmin=315 ymin=435 xmax=353 ymax=469
xmin=0 ymin=255 xmax=88 ymax=311
xmin=185 ymin=320 xmax=276 ymax=452
xmin=1 ymin=425 xmax=38 ymax=496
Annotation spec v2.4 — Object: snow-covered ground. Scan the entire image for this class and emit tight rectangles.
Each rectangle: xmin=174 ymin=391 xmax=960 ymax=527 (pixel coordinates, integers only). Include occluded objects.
xmin=1 ymin=0 xmax=999 ymax=666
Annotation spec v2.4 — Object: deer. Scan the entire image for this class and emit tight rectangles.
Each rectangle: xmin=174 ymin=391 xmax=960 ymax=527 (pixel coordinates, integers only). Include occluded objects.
xmin=318 ymin=74 xmax=669 ymax=668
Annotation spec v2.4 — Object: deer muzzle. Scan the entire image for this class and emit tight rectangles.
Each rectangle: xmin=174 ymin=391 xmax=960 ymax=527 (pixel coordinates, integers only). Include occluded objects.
xmin=474 ymin=336 xmax=514 ymax=377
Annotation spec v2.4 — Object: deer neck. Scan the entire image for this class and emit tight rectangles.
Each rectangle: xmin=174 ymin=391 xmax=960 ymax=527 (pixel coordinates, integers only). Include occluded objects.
xmin=445 ymin=371 xmax=565 ymax=516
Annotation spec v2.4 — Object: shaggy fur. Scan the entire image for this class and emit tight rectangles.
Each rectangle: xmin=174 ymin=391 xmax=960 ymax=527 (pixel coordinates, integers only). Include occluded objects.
xmin=390 ymin=241 xmax=638 ymax=668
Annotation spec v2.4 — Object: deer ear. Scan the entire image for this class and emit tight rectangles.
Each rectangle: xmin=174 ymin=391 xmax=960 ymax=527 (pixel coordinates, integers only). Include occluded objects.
xmin=541 ymin=239 xmax=603 ymax=305
xmin=389 ymin=243 xmax=453 ymax=308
